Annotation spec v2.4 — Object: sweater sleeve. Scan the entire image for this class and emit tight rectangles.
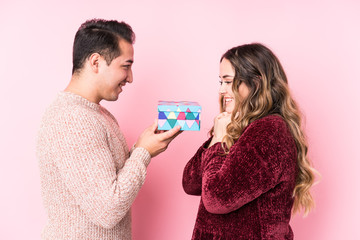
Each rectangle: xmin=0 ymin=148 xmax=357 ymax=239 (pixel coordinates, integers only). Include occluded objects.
xmin=201 ymin=117 xmax=296 ymax=214
xmin=52 ymin=109 xmax=151 ymax=229
xmin=182 ymin=138 xmax=212 ymax=196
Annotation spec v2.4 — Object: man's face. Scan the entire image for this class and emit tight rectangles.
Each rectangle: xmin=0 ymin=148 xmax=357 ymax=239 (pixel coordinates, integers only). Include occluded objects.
xmin=96 ymin=39 xmax=134 ymax=102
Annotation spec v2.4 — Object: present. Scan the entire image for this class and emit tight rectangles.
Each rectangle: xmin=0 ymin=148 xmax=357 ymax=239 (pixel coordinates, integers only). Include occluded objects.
xmin=157 ymin=101 xmax=202 ymax=131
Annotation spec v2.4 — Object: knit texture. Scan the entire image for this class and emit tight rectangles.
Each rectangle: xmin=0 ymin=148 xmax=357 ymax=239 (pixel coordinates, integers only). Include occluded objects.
xmin=37 ymin=91 xmax=151 ymax=240
xmin=183 ymin=115 xmax=298 ymax=239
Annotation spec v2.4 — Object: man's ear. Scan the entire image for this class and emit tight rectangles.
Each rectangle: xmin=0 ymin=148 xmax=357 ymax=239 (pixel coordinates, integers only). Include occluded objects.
xmin=88 ymin=53 xmax=101 ymax=73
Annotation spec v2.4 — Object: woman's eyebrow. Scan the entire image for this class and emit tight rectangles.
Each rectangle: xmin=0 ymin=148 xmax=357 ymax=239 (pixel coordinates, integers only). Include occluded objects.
xmin=219 ymin=75 xmax=234 ymax=78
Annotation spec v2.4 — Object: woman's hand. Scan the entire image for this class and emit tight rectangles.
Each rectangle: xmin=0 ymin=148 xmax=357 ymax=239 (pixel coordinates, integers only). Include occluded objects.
xmin=208 ymin=112 xmax=231 ymax=148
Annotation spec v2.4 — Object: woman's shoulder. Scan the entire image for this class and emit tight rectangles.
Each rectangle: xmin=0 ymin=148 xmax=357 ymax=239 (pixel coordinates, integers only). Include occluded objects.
xmin=240 ymin=114 xmax=291 ymax=142
xmin=249 ymin=114 xmax=287 ymax=130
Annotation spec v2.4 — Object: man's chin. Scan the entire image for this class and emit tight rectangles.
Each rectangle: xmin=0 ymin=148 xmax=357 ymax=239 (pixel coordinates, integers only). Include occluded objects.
xmin=104 ymin=94 xmax=120 ymax=102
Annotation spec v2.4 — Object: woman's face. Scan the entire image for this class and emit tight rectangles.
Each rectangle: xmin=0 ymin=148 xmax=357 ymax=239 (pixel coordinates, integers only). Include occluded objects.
xmin=219 ymin=58 xmax=250 ymax=113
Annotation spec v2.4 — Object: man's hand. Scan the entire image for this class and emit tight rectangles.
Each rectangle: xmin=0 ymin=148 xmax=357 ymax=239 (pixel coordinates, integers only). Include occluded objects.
xmin=135 ymin=119 xmax=182 ymax=157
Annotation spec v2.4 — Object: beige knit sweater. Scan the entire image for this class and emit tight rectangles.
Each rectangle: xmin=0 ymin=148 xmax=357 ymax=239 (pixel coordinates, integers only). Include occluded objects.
xmin=37 ymin=91 xmax=151 ymax=239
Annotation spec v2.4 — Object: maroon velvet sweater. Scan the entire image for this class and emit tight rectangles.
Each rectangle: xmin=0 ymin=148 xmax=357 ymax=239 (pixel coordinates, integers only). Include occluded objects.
xmin=183 ymin=115 xmax=298 ymax=239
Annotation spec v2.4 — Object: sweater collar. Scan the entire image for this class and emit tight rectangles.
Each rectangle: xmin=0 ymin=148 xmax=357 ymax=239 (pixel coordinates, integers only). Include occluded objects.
xmin=59 ymin=91 xmax=102 ymax=111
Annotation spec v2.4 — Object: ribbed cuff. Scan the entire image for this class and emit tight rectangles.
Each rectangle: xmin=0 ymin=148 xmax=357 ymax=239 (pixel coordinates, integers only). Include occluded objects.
xmin=130 ymin=147 xmax=151 ymax=167
xmin=130 ymin=144 xmax=136 ymax=154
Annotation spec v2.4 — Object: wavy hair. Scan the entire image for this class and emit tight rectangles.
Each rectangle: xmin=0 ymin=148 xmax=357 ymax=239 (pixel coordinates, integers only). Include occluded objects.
xmin=211 ymin=43 xmax=317 ymax=215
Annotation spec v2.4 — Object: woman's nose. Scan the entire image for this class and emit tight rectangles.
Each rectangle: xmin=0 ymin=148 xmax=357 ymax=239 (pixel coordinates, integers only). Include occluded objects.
xmin=219 ymin=83 xmax=226 ymax=95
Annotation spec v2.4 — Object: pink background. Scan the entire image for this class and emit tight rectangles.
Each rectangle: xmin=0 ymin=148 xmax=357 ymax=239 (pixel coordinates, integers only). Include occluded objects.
xmin=1 ymin=0 xmax=359 ymax=239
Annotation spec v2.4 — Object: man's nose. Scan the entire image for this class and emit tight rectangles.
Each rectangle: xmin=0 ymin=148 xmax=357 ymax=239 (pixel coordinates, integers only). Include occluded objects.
xmin=126 ymin=70 xmax=133 ymax=83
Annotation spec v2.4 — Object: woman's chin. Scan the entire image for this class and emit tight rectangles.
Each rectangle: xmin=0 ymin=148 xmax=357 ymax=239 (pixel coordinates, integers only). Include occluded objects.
xmin=225 ymin=109 xmax=233 ymax=114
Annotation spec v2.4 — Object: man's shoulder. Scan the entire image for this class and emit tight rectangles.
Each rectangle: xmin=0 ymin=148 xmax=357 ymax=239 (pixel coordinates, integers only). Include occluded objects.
xmin=45 ymin=98 xmax=90 ymax=120
xmin=41 ymin=94 xmax=101 ymax=130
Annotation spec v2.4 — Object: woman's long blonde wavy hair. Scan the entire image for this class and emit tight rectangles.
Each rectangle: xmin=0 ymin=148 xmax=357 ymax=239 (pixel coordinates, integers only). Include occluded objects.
xmin=211 ymin=43 xmax=317 ymax=215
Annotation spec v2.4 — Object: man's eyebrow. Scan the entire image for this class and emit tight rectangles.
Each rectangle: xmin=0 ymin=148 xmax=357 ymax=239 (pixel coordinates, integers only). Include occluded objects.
xmin=126 ymin=59 xmax=134 ymax=64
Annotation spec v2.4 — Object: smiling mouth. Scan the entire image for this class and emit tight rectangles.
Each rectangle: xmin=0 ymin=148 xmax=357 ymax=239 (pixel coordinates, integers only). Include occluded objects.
xmin=224 ymin=97 xmax=233 ymax=104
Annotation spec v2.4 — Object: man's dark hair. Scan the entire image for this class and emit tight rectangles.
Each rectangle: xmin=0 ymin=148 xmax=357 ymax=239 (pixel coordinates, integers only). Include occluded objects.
xmin=72 ymin=19 xmax=135 ymax=74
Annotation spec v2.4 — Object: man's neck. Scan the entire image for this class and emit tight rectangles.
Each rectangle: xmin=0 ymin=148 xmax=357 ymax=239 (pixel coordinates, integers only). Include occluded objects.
xmin=65 ymin=75 xmax=101 ymax=104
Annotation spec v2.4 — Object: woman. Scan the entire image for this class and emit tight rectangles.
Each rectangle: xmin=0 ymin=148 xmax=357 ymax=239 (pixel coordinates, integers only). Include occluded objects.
xmin=182 ymin=43 xmax=317 ymax=239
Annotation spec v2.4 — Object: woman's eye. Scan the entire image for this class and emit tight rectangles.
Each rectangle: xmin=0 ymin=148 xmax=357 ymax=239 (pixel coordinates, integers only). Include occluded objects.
xmin=219 ymin=79 xmax=233 ymax=85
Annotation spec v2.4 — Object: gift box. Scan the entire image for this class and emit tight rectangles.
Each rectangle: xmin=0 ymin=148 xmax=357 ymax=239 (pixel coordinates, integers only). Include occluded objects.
xmin=157 ymin=101 xmax=202 ymax=131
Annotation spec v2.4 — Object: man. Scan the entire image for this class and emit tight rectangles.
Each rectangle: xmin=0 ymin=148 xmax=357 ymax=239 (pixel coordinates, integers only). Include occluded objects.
xmin=37 ymin=19 xmax=181 ymax=239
